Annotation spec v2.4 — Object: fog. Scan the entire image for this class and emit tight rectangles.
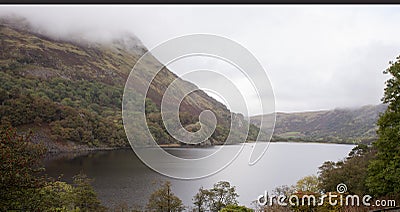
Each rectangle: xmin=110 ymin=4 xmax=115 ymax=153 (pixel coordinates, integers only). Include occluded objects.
xmin=1 ymin=5 xmax=399 ymax=114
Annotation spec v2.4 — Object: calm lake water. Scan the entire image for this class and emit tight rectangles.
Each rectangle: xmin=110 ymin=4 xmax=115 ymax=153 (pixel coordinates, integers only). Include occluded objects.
xmin=44 ymin=142 xmax=354 ymax=209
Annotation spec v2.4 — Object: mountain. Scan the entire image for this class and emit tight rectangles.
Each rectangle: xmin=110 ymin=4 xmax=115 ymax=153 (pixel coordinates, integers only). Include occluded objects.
xmin=0 ymin=16 xmax=257 ymax=152
xmin=250 ymin=104 xmax=387 ymax=144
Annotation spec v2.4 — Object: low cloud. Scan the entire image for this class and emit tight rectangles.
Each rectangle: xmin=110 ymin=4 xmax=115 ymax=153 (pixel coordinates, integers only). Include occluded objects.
xmin=1 ymin=6 xmax=399 ymax=114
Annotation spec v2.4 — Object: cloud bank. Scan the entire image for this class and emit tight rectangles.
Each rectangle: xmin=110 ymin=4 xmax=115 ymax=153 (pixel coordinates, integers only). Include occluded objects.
xmin=1 ymin=5 xmax=399 ymax=114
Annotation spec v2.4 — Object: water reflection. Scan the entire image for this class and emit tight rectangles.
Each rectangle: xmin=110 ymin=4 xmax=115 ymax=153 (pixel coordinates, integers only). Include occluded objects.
xmin=44 ymin=142 xmax=354 ymax=209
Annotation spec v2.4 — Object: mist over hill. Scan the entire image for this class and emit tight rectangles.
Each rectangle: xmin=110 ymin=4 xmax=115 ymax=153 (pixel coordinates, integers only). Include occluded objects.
xmin=0 ymin=16 xmax=258 ymax=152
xmin=0 ymin=15 xmax=387 ymax=150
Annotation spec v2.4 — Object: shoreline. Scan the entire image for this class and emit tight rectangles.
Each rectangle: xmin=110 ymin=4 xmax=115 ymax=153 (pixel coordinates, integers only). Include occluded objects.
xmin=42 ymin=141 xmax=355 ymax=167
xmin=43 ymin=140 xmax=357 ymax=161
xmin=49 ymin=140 xmax=356 ymax=152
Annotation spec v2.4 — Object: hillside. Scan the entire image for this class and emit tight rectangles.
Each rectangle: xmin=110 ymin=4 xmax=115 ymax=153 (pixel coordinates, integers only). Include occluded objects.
xmin=250 ymin=104 xmax=387 ymax=144
xmin=0 ymin=16 xmax=257 ymax=152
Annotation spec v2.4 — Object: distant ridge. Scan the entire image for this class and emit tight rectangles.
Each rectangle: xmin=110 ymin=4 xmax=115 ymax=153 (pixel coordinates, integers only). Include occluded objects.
xmin=250 ymin=104 xmax=387 ymax=144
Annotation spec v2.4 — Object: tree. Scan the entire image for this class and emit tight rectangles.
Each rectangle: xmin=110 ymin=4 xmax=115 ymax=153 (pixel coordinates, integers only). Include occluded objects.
xmin=366 ymin=55 xmax=400 ymax=197
xmin=40 ymin=180 xmax=75 ymax=211
xmin=72 ymin=173 xmax=106 ymax=211
xmin=210 ymin=181 xmax=239 ymax=211
xmin=272 ymin=185 xmax=296 ymax=197
xmin=220 ymin=204 xmax=254 ymax=212
xmin=0 ymin=127 xmax=47 ymax=211
xmin=146 ymin=181 xmax=184 ymax=212
xmin=193 ymin=186 xmax=209 ymax=212
xmin=318 ymin=144 xmax=373 ymax=195
xmin=295 ymin=175 xmax=320 ymax=193
xmin=193 ymin=181 xmax=239 ymax=212
xmin=0 ymin=127 xmax=105 ymax=211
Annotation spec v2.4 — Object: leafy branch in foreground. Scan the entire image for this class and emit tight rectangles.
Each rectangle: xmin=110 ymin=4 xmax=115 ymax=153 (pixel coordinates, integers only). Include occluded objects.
xmin=366 ymin=55 xmax=400 ymax=197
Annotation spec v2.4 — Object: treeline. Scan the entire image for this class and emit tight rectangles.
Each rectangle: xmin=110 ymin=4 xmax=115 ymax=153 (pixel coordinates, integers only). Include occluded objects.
xmin=0 ymin=94 xmax=127 ymax=147
xmin=270 ymin=135 xmax=375 ymax=144
xmin=0 ymin=72 xmax=127 ymax=147
xmin=0 ymin=69 xmax=258 ymax=148
xmin=144 ymin=98 xmax=259 ymax=146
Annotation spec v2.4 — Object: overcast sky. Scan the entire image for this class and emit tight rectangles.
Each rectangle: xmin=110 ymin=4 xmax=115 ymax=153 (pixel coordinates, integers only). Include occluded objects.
xmin=1 ymin=5 xmax=400 ymax=115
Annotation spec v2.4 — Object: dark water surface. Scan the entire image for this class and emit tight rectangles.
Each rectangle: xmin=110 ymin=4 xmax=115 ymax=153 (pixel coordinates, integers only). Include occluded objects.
xmin=44 ymin=142 xmax=354 ymax=209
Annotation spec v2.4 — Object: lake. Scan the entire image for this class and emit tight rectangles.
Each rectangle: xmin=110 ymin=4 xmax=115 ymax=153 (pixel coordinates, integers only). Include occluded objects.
xmin=44 ymin=142 xmax=355 ymax=209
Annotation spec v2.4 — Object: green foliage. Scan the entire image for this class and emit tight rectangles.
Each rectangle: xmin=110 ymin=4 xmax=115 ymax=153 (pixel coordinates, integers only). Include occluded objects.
xmin=291 ymin=175 xmax=322 ymax=212
xmin=315 ymin=56 xmax=400 ymax=201
xmin=72 ymin=173 xmax=106 ymax=211
xmin=146 ymin=181 xmax=185 ymax=212
xmin=295 ymin=175 xmax=320 ymax=193
xmin=193 ymin=181 xmax=239 ymax=212
xmin=267 ymin=179 xmax=343 ymax=212
xmin=0 ymin=69 xmax=258 ymax=147
xmin=112 ymin=202 xmax=144 ymax=212
xmin=220 ymin=204 xmax=254 ymax=212
xmin=212 ymin=125 xmax=230 ymax=143
xmin=145 ymin=98 xmax=159 ymax=114
xmin=38 ymin=175 xmax=106 ymax=212
xmin=272 ymin=185 xmax=296 ymax=197
xmin=0 ymin=20 xmax=263 ymax=148
xmin=247 ymin=123 xmax=261 ymax=141
xmin=0 ymin=90 xmax=127 ymax=147
xmin=0 ymin=127 xmax=105 ymax=211
xmin=0 ymin=127 xmax=47 ymax=211
xmin=0 ymin=18 xmax=266 ymax=154
xmin=40 ymin=180 xmax=76 ymax=211
xmin=252 ymin=105 xmax=387 ymax=144
xmin=366 ymin=55 xmax=400 ymax=197
xmin=0 ymin=69 xmax=130 ymax=147
xmin=145 ymin=110 xmax=176 ymax=145
xmin=193 ymin=186 xmax=209 ymax=212
xmin=318 ymin=144 xmax=373 ymax=195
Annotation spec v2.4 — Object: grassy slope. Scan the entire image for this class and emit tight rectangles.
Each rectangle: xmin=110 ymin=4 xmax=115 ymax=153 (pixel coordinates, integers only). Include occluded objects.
xmin=251 ymin=104 xmax=387 ymax=144
xmin=0 ymin=17 xmax=257 ymax=151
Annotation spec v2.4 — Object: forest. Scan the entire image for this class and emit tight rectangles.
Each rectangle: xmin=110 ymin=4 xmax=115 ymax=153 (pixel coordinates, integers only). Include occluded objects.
xmin=1 ymin=16 xmax=400 ymax=211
